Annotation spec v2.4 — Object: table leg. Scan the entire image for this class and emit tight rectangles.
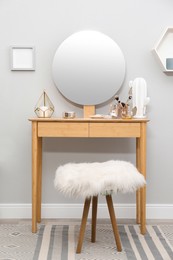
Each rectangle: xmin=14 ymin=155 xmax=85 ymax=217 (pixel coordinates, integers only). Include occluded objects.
xmin=37 ymin=137 xmax=42 ymax=223
xmin=139 ymin=123 xmax=147 ymax=235
xmin=32 ymin=122 xmax=39 ymax=233
xmin=136 ymin=139 xmax=141 ymax=224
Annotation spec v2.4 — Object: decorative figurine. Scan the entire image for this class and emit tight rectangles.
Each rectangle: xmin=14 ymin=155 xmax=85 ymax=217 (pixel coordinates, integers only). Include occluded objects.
xmin=130 ymin=78 xmax=150 ymax=118
xmin=34 ymin=91 xmax=54 ymax=118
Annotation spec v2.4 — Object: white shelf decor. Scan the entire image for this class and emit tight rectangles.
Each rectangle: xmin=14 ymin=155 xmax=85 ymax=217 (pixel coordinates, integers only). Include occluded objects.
xmin=153 ymin=27 xmax=173 ymax=72
xmin=10 ymin=46 xmax=35 ymax=71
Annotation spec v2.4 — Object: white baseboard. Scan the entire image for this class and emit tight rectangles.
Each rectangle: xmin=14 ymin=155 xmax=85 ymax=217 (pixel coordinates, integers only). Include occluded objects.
xmin=0 ymin=203 xmax=173 ymax=219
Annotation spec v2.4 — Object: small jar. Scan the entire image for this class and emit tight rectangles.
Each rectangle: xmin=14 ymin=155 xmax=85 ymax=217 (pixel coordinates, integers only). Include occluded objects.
xmin=62 ymin=111 xmax=76 ymax=119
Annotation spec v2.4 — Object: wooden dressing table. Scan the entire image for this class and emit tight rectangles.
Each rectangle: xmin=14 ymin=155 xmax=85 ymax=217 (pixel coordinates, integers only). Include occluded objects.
xmin=29 ymin=117 xmax=148 ymax=234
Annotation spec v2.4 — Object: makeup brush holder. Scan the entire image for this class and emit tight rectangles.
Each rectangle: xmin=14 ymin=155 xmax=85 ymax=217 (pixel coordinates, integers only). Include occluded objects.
xmin=121 ymin=105 xmax=132 ymax=119
xmin=110 ymin=95 xmax=133 ymax=119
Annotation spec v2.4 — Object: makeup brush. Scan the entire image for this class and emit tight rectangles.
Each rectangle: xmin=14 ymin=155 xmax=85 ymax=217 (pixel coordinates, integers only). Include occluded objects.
xmin=114 ymin=95 xmax=119 ymax=103
xmin=125 ymin=95 xmax=132 ymax=105
xmin=121 ymin=102 xmax=126 ymax=107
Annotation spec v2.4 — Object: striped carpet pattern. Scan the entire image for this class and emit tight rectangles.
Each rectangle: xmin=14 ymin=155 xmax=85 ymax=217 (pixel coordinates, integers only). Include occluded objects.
xmin=33 ymin=223 xmax=173 ymax=260
xmin=0 ymin=223 xmax=173 ymax=259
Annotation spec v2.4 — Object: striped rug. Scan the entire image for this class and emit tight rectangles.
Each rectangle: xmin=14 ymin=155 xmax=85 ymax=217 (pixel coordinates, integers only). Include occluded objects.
xmin=33 ymin=223 xmax=173 ymax=260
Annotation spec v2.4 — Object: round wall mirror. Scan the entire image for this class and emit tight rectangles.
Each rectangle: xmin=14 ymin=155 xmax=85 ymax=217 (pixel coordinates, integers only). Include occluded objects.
xmin=52 ymin=30 xmax=126 ymax=105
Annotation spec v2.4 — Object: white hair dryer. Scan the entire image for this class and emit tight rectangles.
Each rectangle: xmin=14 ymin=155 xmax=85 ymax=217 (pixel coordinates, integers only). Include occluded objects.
xmin=129 ymin=78 xmax=150 ymax=118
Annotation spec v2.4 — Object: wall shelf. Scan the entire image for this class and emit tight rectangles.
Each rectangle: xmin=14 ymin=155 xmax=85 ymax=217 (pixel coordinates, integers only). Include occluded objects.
xmin=153 ymin=27 xmax=173 ymax=72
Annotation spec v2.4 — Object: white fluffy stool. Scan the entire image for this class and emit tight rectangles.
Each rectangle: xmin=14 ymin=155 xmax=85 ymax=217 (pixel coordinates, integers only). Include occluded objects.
xmin=54 ymin=160 xmax=146 ymax=253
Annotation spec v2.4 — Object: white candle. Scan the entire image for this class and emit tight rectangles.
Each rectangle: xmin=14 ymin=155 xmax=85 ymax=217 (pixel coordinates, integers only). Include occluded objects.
xmin=40 ymin=106 xmax=48 ymax=112
xmin=38 ymin=106 xmax=51 ymax=117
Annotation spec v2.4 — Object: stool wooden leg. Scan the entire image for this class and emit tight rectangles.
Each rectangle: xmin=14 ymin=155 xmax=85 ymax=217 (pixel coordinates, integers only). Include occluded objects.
xmin=76 ymin=197 xmax=91 ymax=254
xmin=136 ymin=189 xmax=141 ymax=224
xmin=106 ymin=195 xmax=122 ymax=252
xmin=91 ymin=196 xmax=98 ymax=243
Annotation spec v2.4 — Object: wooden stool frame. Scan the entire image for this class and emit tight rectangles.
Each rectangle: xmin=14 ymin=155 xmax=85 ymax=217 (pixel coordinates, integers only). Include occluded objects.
xmin=76 ymin=195 xmax=122 ymax=254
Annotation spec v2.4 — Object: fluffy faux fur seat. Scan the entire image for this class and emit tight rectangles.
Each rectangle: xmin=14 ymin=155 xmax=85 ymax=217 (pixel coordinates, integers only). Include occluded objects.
xmin=54 ymin=160 xmax=146 ymax=198
xmin=54 ymin=160 xmax=146 ymax=253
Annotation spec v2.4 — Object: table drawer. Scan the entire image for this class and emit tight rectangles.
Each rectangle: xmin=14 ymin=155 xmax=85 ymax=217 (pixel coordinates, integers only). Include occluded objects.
xmin=89 ymin=123 xmax=140 ymax=137
xmin=38 ymin=122 xmax=89 ymax=137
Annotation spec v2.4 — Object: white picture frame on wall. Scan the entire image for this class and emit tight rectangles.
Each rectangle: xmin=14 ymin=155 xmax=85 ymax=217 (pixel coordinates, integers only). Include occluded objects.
xmin=10 ymin=46 xmax=35 ymax=71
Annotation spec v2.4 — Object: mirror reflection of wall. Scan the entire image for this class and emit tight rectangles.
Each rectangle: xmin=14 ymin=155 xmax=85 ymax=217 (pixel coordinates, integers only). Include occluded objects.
xmin=52 ymin=30 xmax=126 ymax=106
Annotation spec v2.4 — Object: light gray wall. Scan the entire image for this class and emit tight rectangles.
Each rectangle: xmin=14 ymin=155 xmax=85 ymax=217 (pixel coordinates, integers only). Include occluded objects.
xmin=0 ymin=0 xmax=173 ymax=206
